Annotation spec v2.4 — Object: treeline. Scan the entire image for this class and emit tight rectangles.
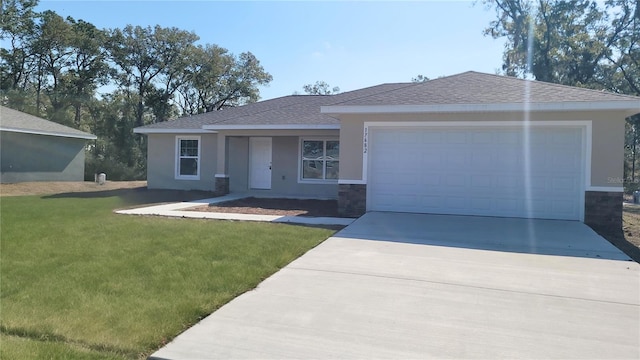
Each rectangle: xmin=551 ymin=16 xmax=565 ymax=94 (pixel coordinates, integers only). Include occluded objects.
xmin=1 ymin=0 xmax=272 ymax=180
xmin=483 ymin=0 xmax=640 ymax=189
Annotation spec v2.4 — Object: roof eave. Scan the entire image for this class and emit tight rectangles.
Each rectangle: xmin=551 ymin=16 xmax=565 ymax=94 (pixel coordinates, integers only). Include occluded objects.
xmin=133 ymin=128 xmax=216 ymax=134
xmin=0 ymin=127 xmax=97 ymax=140
xmin=201 ymin=124 xmax=340 ymax=130
xmin=321 ymin=101 xmax=640 ymax=115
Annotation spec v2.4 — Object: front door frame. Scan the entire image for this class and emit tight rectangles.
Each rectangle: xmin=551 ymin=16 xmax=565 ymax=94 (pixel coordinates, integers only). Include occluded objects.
xmin=249 ymin=137 xmax=272 ymax=190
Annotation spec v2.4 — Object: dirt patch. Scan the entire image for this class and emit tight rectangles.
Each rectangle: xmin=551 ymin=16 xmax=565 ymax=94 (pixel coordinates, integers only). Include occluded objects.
xmin=188 ymin=197 xmax=341 ymax=217
xmin=0 ymin=181 xmax=147 ymax=197
xmin=622 ymin=206 xmax=640 ymax=249
xmin=595 ymin=205 xmax=640 ymax=263
xmin=622 ymin=208 xmax=640 ymax=247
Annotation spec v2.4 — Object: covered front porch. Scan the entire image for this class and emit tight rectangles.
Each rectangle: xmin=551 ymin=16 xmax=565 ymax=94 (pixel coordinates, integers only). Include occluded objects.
xmin=212 ymin=129 xmax=340 ymax=200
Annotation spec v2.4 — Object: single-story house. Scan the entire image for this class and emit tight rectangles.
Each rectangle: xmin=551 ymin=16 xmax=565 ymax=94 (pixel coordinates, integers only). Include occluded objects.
xmin=134 ymin=71 xmax=640 ymax=231
xmin=0 ymin=106 xmax=97 ymax=183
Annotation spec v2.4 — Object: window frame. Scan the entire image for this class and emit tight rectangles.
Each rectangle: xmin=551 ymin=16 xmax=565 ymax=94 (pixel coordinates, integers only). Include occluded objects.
xmin=298 ymin=137 xmax=339 ymax=183
xmin=175 ymin=136 xmax=201 ymax=180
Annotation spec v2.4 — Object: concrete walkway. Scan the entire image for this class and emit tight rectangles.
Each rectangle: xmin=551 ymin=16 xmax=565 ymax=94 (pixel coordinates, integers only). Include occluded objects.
xmin=115 ymin=194 xmax=354 ymax=226
xmin=149 ymin=212 xmax=639 ymax=359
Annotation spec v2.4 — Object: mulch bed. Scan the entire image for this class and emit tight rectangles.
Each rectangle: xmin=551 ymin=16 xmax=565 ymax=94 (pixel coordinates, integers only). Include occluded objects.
xmin=187 ymin=197 xmax=340 ymax=217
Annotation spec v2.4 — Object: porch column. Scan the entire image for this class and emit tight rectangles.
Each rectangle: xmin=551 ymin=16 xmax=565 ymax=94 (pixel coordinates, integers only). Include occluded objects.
xmin=214 ymin=133 xmax=229 ymax=195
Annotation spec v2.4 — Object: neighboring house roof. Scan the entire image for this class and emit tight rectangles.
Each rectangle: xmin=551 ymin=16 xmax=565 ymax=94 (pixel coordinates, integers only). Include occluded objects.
xmin=134 ymin=71 xmax=640 ymax=133
xmin=0 ymin=106 xmax=97 ymax=140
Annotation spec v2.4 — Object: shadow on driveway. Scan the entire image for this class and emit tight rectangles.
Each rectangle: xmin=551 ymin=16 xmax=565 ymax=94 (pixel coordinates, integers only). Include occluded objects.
xmin=336 ymin=212 xmax=633 ymax=261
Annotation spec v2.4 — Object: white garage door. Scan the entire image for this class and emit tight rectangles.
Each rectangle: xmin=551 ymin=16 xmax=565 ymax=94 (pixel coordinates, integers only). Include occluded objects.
xmin=368 ymin=127 xmax=584 ymax=220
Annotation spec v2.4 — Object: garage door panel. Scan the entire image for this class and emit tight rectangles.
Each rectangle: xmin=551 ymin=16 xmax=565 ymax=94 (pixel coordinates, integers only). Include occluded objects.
xmin=497 ymin=151 xmax=522 ymax=166
xmin=371 ymin=170 xmax=396 ymax=183
xmin=470 ymin=174 xmax=493 ymax=188
xmin=529 ymin=131 xmax=551 ymax=145
xmin=550 ymin=200 xmax=576 ymax=214
xmin=552 ymin=151 xmax=582 ymax=170
xmin=422 ymin=132 xmax=443 ymax=144
xmin=402 ymin=151 xmax=422 ymax=163
xmin=551 ymin=177 xmax=578 ymax=192
xmin=444 ymin=174 xmax=466 ymax=187
xmin=421 ymin=153 xmax=442 ymax=166
xmin=420 ymin=194 xmax=446 ymax=208
xmin=497 ymin=176 xmax=521 ymax=190
xmin=469 ymin=197 xmax=494 ymax=211
xmin=471 ymin=131 xmax=494 ymax=144
xmin=368 ymin=127 xmax=583 ymax=220
xmin=471 ymin=151 xmax=496 ymax=169
xmin=494 ymin=198 xmax=520 ymax=213
xmin=498 ymin=131 xmax=522 ymax=144
xmin=446 ymin=132 xmax=467 ymax=144
xmin=444 ymin=196 xmax=468 ymax=209
xmin=421 ymin=174 xmax=442 ymax=186
xmin=397 ymin=132 xmax=421 ymax=144
xmin=446 ymin=153 xmax=467 ymax=167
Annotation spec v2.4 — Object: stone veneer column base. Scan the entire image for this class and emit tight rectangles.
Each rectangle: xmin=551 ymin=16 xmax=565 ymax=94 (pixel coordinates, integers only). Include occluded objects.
xmin=338 ymin=183 xmax=367 ymax=217
xmin=584 ymin=191 xmax=622 ymax=233
xmin=214 ymin=176 xmax=230 ymax=196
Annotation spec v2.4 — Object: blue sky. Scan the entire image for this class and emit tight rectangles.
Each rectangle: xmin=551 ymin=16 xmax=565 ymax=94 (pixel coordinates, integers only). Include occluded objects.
xmin=37 ymin=1 xmax=507 ymax=100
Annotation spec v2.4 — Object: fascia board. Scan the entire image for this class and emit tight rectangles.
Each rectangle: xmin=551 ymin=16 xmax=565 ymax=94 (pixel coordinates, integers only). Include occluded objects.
xmin=321 ymin=101 xmax=640 ymax=114
xmin=0 ymin=127 xmax=97 ymax=140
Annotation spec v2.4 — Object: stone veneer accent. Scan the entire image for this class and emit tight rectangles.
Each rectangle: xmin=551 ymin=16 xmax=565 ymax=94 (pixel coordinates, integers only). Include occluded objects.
xmin=214 ymin=176 xmax=230 ymax=196
xmin=338 ymin=183 xmax=367 ymax=217
xmin=584 ymin=191 xmax=622 ymax=233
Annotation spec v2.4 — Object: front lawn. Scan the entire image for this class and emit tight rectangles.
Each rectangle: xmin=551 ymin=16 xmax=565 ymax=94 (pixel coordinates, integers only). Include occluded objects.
xmin=0 ymin=194 xmax=334 ymax=359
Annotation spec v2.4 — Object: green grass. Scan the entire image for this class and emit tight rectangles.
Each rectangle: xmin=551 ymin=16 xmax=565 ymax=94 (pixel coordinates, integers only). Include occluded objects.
xmin=1 ymin=194 xmax=334 ymax=359
xmin=1 ymin=334 xmax=127 ymax=360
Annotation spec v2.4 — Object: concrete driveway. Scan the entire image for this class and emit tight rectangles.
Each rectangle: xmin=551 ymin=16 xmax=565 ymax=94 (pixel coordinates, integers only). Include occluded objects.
xmin=150 ymin=212 xmax=639 ymax=359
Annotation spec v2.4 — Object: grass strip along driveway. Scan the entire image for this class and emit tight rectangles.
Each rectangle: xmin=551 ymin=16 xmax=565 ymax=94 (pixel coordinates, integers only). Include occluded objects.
xmin=0 ymin=190 xmax=334 ymax=359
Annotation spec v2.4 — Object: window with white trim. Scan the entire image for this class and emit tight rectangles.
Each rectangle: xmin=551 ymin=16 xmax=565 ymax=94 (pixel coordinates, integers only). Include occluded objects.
xmin=300 ymin=139 xmax=339 ymax=181
xmin=175 ymin=136 xmax=200 ymax=180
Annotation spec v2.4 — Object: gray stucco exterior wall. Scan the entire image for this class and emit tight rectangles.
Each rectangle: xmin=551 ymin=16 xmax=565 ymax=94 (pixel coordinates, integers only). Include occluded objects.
xmin=146 ymin=133 xmax=218 ymax=191
xmin=0 ymin=131 xmax=87 ymax=183
xmin=228 ymin=136 xmax=338 ymax=199
xmin=228 ymin=137 xmax=249 ymax=193
xmin=145 ymin=133 xmax=338 ymax=198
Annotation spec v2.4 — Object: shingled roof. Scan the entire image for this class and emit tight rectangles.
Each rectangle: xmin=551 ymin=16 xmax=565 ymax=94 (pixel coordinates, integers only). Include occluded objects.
xmin=135 ymin=71 xmax=640 ymax=133
xmin=0 ymin=106 xmax=96 ymax=140
xmin=330 ymin=71 xmax=640 ymax=106
xmin=322 ymin=72 xmax=640 ymax=114
xmin=135 ymin=83 xmax=412 ymax=133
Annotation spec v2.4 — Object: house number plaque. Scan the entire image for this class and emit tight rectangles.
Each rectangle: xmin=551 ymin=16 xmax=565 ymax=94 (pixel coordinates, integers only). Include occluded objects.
xmin=363 ymin=127 xmax=368 ymax=154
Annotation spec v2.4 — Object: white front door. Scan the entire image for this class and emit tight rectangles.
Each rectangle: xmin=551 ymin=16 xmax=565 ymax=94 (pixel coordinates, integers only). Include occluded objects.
xmin=250 ymin=137 xmax=272 ymax=189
